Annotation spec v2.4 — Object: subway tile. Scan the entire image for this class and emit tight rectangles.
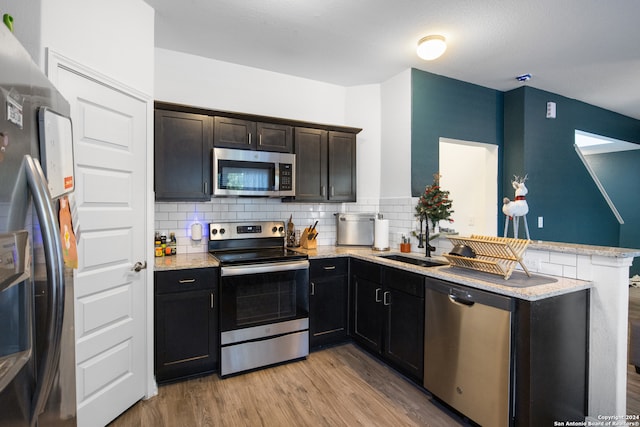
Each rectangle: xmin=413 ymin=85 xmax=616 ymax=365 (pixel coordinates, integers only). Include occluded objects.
xmin=549 ymin=252 xmax=577 ymax=266
xmin=576 ymin=255 xmax=593 ymax=281
xmin=168 ymin=212 xmax=187 ymax=221
xmin=562 ymin=265 xmax=577 ymax=279
xmin=539 ymin=261 xmax=563 ymax=277
xmin=156 ymin=203 xmax=178 ymax=212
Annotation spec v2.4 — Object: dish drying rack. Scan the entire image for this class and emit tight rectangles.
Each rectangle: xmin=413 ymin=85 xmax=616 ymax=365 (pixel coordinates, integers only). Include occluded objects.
xmin=443 ymin=235 xmax=531 ymax=280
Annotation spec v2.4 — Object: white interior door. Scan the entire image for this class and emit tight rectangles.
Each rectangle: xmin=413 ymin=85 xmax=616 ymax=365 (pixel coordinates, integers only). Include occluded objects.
xmin=47 ymin=55 xmax=149 ymax=427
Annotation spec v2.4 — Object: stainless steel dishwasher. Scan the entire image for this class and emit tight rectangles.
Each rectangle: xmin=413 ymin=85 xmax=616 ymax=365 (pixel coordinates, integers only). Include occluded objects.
xmin=424 ymin=278 xmax=514 ymax=427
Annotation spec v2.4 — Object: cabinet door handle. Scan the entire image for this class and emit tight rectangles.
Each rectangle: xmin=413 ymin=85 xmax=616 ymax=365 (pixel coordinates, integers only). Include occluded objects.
xmin=248 ymin=133 xmax=252 ymax=145
xmin=375 ymin=288 xmax=382 ymax=303
xmin=311 ymin=282 xmax=315 ymax=296
xmin=330 ymin=186 xmax=335 ymax=197
xmin=383 ymin=291 xmax=391 ymax=306
xmin=323 ymin=265 xmax=336 ymax=270
xmin=259 ymin=134 xmax=262 ymax=146
xmin=321 ymin=186 xmax=326 ymax=197
xmin=210 ymin=292 xmax=215 ymax=309
xmin=178 ymin=279 xmax=196 ymax=284
xmin=204 ymin=181 xmax=208 ymax=194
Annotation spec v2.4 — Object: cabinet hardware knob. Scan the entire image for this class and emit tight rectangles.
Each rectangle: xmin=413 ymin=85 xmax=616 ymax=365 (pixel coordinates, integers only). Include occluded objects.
xmin=210 ymin=292 xmax=215 ymax=308
xmin=248 ymin=133 xmax=252 ymax=145
xmin=375 ymin=288 xmax=382 ymax=303
xmin=383 ymin=291 xmax=391 ymax=306
xmin=323 ymin=266 xmax=336 ymax=270
xmin=311 ymin=282 xmax=315 ymax=296
xmin=178 ymin=278 xmax=196 ymax=284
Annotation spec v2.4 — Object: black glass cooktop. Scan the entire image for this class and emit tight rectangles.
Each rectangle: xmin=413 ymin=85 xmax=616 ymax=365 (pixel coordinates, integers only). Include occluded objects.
xmin=211 ymin=247 xmax=307 ymax=266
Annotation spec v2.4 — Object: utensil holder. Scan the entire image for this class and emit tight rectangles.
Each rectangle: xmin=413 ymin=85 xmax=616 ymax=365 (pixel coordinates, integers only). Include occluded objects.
xmin=400 ymin=243 xmax=411 ymax=253
xmin=300 ymin=227 xmax=318 ymax=250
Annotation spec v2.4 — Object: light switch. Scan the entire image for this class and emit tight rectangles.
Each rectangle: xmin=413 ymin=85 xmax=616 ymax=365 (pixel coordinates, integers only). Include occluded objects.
xmin=538 ymin=216 xmax=544 ymax=228
xmin=546 ymin=102 xmax=556 ymax=119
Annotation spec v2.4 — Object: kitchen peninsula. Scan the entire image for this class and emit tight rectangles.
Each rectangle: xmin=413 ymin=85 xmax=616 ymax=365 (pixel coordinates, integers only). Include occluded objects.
xmin=156 ymin=238 xmax=640 ymax=423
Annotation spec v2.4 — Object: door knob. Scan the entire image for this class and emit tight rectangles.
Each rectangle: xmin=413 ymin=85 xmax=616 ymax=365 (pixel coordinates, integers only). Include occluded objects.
xmin=131 ymin=261 xmax=147 ymax=272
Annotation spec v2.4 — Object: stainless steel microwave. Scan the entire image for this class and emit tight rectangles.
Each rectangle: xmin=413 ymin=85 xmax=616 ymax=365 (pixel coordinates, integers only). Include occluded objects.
xmin=212 ymin=147 xmax=295 ymax=197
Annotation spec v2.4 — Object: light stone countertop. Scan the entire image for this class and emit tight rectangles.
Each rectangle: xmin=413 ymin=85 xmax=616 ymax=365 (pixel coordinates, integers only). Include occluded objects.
xmin=154 ymin=252 xmax=219 ymax=271
xmin=154 ymin=245 xmax=592 ymax=301
xmin=528 ymin=240 xmax=640 ymax=258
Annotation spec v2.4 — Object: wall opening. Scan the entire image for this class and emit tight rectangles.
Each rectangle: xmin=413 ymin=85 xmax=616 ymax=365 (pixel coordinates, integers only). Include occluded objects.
xmin=574 ymin=130 xmax=640 ymax=224
xmin=439 ymin=138 xmax=498 ymax=237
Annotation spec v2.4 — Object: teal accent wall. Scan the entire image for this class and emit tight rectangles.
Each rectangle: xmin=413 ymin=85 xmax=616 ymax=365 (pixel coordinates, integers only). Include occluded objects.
xmin=504 ymin=87 xmax=640 ymax=247
xmin=411 ymin=70 xmax=640 ymax=276
xmin=411 ymin=69 xmax=504 ymax=196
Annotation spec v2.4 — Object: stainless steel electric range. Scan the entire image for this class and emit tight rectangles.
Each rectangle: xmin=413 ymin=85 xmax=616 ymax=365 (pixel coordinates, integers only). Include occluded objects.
xmin=208 ymin=221 xmax=309 ymax=377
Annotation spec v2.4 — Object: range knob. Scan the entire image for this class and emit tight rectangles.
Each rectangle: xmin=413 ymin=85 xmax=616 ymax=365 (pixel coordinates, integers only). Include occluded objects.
xmin=278 ymin=226 xmax=284 ymax=233
xmin=272 ymin=226 xmax=278 ymax=233
xmin=211 ymin=228 xmax=218 ymax=235
xmin=219 ymin=228 xmax=226 ymax=235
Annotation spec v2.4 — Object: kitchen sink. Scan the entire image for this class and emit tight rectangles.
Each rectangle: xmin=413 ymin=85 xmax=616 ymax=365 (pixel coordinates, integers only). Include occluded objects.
xmin=377 ymin=254 xmax=445 ymax=268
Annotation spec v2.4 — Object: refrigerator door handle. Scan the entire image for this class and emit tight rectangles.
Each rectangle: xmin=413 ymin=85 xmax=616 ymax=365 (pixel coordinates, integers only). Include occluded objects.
xmin=23 ymin=154 xmax=66 ymax=426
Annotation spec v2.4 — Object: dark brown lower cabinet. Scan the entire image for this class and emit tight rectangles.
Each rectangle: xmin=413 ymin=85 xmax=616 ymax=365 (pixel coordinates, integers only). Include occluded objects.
xmin=309 ymin=258 xmax=349 ymax=349
xmin=154 ymin=268 xmax=218 ymax=383
xmin=350 ymin=259 xmax=424 ymax=382
xmin=514 ymin=290 xmax=589 ymax=426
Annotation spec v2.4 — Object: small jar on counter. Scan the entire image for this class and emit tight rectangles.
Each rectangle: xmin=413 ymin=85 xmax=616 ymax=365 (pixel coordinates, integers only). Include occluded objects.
xmin=155 ymin=239 xmax=163 ymax=257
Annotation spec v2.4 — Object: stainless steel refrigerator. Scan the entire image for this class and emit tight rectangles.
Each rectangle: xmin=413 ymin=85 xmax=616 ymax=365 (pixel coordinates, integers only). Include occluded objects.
xmin=0 ymin=24 xmax=77 ymax=426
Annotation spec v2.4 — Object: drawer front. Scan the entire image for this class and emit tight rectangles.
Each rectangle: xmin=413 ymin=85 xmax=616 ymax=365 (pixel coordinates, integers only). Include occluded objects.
xmin=155 ymin=268 xmax=217 ymax=294
xmin=383 ymin=267 xmax=424 ymax=298
xmin=310 ymin=257 xmax=348 ymax=277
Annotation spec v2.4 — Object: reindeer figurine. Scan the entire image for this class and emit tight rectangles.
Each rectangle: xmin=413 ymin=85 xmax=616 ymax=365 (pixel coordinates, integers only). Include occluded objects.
xmin=502 ymin=175 xmax=530 ymax=239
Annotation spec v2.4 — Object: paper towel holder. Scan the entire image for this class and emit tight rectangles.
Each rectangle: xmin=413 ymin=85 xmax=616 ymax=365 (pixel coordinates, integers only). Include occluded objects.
xmin=373 ymin=215 xmax=390 ymax=251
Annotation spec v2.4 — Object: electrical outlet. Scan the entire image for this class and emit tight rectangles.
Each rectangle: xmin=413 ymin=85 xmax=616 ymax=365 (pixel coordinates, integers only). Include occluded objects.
xmin=538 ymin=216 xmax=544 ymax=228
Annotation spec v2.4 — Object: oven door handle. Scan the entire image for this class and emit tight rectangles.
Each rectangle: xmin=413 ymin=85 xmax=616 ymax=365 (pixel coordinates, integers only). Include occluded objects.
xmin=221 ymin=260 xmax=309 ymax=277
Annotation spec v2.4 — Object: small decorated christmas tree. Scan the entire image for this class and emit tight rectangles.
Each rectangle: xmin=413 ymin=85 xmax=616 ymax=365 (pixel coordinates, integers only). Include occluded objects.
xmin=415 ymin=173 xmax=454 ymax=230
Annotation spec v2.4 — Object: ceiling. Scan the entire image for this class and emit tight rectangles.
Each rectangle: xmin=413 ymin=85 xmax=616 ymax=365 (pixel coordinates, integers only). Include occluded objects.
xmin=144 ymin=0 xmax=640 ymax=121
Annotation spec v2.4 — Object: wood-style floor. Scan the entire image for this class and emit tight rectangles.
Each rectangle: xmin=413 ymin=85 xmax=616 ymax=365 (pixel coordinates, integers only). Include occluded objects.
xmin=110 ymin=288 xmax=640 ymax=426
xmin=109 ymin=344 xmax=465 ymax=427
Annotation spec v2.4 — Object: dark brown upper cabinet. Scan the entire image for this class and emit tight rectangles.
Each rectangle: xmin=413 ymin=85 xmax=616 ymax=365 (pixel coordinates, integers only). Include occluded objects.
xmin=213 ymin=117 xmax=292 ymax=153
xmin=294 ymin=128 xmax=356 ymax=202
xmin=154 ymin=109 xmax=212 ymax=201
xmin=328 ymin=131 xmax=357 ymax=202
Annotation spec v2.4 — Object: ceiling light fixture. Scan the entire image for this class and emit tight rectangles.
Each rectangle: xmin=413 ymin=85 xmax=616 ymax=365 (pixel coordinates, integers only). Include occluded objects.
xmin=417 ymin=35 xmax=447 ymax=60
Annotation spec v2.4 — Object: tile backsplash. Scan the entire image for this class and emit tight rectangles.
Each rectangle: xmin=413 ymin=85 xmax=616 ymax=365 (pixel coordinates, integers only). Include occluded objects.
xmin=154 ymin=196 xmax=455 ymax=255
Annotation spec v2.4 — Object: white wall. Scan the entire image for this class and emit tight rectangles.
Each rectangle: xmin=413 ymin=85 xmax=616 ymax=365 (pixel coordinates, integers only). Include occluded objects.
xmin=380 ymin=69 xmax=412 ymax=198
xmin=40 ymin=0 xmax=154 ymax=97
xmin=155 ymin=48 xmax=347 ymax=125
xmin=346 ymin=84 xmax=382 ymax=200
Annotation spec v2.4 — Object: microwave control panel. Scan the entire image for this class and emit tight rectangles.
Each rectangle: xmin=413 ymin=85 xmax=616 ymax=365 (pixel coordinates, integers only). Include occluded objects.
xmin=279 ymin=163 xmax=293 ymax=191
